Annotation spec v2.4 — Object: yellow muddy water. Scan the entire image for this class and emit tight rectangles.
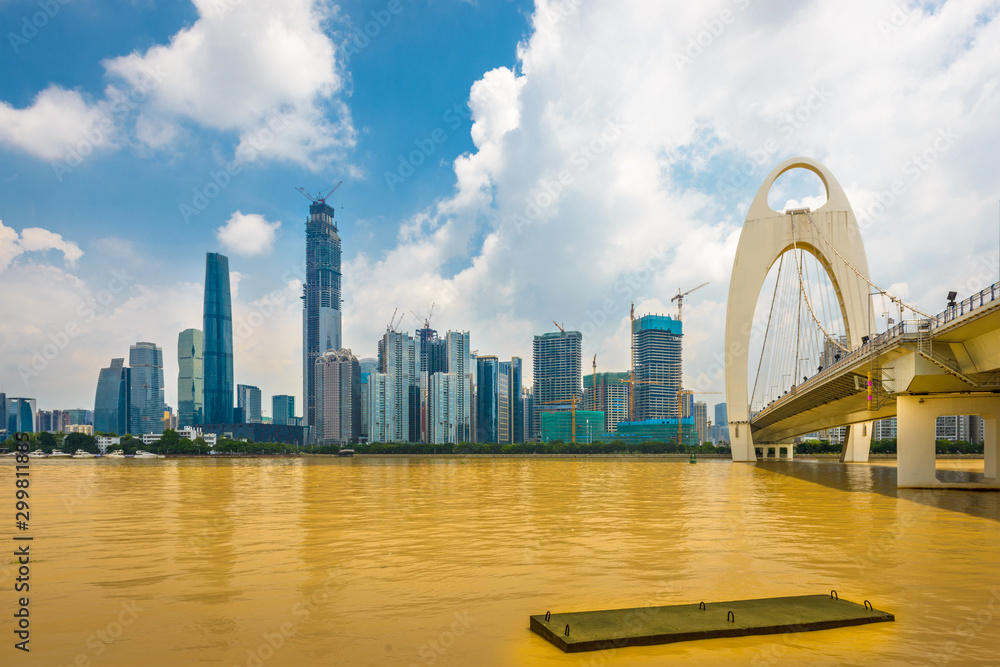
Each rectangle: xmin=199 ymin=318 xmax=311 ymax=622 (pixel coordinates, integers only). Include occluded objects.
xmin=2 ymin=457 xmax=998 ymax=666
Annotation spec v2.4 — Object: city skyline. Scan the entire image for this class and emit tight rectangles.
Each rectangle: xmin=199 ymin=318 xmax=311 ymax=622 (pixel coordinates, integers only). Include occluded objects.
xmin=2 ymin=0 xmax=999 ymax=417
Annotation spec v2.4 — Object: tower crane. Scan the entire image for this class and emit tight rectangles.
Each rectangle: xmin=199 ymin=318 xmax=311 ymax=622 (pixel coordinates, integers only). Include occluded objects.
xmin=296 ymin=181 xmax=343 ymax=205
xmin=386 ymin=308 xmax=405 ymax=334
xmin=670 ymin=282 xmax=708 ymax=321
xmin=553 ymin=321 xmax=565 ymax=332
xmin=411 ymin=302 xmax=436 ymax=330
xmin=543 ymin=396 xmax=581 ymax=443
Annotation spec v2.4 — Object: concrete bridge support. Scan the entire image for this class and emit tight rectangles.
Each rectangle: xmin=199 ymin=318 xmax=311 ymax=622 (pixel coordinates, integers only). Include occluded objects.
xmin=840 ymin=422 xmax=872 ymax=462
xmin=896 ymin=394 xmax=1000 ymax=488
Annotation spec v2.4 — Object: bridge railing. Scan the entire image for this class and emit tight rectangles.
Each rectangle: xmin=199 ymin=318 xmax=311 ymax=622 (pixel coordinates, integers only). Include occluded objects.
xmin=755 ymin=280 xmax=1000 ymax=419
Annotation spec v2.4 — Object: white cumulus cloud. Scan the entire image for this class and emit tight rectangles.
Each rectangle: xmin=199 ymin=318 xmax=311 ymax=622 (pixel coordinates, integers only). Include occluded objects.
xmin=216 ymin=212 xmax=282 ymax=256
xmin=0 ymin=220 xmax=84 ymax=271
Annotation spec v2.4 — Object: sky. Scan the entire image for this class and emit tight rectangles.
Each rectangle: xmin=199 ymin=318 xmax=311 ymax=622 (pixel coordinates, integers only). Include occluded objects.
xmin=1 ymin=0 xmax=998 ymax=418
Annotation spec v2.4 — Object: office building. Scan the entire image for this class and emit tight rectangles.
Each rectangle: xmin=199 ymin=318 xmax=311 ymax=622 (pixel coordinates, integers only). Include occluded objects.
xmin=713 ymin=402 xmax=729 ymax=443
xmin=272 ymin=395 xmax=295 ymax=426
xmin=693 ymin=401 xmax=708 ymax=444
xmin=177 ymin=328 xmax=203 ymax=427
xmin=476 ymin=355 xmax=500 ymax=443
xmin=5 ymin=397 xmax=36 ymax=434
xmin=633 ymin=314 xmax=682 ymax=421
xmin=129 ymin=342 xmax=165 ymax=435
xmin=66 ymin=409 xmax=93 ymax=426
xmin=237 ymin=384 xmax=262 ymax=423
xmin=444 ymin=331 xmax=474 ymax=442
xmin=204 ymin=253 xmax=234 ymax=424
xmin=532 ymin=329 xmax=582 ymax=440
xmin=303 ymin=198 xmax=343 ymax=432
xmin=493 ymin=357 xmax=524 ymax=444
xmin=315 ymin=348 xmax=362 ymax=446
xmin=374 ymin=331 xmax=416 ymax=442
xmin=584 ymin=371 xmax=629 ymax=433
xmin=94 ymin=358 xmax=130 ymax=435
xmin=428 ymin=372 xmax=461 ymax=444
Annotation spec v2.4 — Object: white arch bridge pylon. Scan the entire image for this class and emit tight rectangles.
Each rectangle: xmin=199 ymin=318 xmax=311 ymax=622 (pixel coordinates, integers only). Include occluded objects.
xmin=724 ymin=156 xmax=877 ymax=462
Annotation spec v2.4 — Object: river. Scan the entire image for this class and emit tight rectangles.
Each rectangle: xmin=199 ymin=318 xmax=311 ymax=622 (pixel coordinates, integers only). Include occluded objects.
xmin=3 ymin=456 xmax=998 ymax=666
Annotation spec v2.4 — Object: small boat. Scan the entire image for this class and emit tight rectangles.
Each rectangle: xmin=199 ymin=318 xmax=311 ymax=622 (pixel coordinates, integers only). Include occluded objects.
xmin=105 ymin=449 xmax=126 ymax=458
xmin=48 ymin=449 xmax=72 ymax=458
xmin=72 ymin=450 xmax=96 ymax=458
xmin=28 ymin=449 xmax=47 ymax=458
xmin=337 ymin=449 xmax=355 ymax=457
xmin=133 ymin=450 xmax=165 ymax=459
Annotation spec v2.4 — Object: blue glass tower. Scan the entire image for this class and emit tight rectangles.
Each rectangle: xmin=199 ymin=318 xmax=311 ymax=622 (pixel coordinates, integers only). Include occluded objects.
xmin=203 ymin=252 xmax=234 ymax=424
xmin=129 ymin=341 xmax=165 ymax=435
xmin=94 ymin=358 xmax=130 ymax=434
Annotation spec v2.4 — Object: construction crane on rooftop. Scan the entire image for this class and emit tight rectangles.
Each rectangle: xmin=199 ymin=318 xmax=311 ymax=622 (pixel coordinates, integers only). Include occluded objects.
xmin=296 ymin=180 xmax=343 ymax=205
xmin=553 ymin=321 xmax=565 ymax=333
xmin=671 ymin=282 xmax=708 ymax=321
xmin=386 ymin=308 xmax=405 ymax=334
xmin=411 ymin=302 xmax=435 ymax=330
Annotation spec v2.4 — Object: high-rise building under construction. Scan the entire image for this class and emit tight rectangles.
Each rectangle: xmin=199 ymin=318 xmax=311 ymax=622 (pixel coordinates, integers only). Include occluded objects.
xmin=632 ymin=314 xmax=682 ymax=421
xmin=303 ymin=200 xmax=343 ymax=433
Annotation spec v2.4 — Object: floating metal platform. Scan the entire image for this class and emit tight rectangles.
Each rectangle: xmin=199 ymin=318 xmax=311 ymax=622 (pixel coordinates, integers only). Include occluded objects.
xmin=530 ymin=593 xmax=893 ymax=653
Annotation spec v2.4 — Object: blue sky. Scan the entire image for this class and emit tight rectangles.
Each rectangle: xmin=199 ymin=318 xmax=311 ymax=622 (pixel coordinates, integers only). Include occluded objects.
xmin=2 ymin=0 xmax=999 ymax=416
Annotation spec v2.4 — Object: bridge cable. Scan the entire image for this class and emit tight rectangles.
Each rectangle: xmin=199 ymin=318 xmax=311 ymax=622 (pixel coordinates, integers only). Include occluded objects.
xmin=803 ymin=211 xmax=933 ymax=319
xmin=752 ymin=253 xmax=785 ymax=409
xmin=790 ymin=218 xmax=849 ymax=353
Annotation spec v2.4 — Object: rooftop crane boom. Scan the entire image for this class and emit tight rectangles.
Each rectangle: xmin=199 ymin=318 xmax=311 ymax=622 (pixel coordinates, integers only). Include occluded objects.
xmin=410 ymin=302 xmax=436 ymax=330
xmin=670 ymin=282 xmax=708 ymax=321
xmin=553 ymin=321 xmax=565 ymax=332
xmin=296 ymin=180 xmax=343 ymax=205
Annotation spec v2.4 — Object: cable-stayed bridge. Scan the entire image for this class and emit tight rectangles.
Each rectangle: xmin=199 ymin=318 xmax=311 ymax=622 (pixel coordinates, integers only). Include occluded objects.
xmin=724 ymin=157 xmax=1000 ymax=488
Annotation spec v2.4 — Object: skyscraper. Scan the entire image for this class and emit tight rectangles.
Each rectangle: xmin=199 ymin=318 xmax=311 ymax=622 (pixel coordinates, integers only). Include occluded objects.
xmin=129 ymin=342 xmax=165 ymax=435
xmin=177 ymin=328 xmax=203 ymax=428
xmin=303 ymin=199 xmax=343 ymax=432
xmin=237 ymin=384 xmax=262 ymax=423
xmin=444 ymin=331 xmax=474 ymax=442
xmin=507 ymin=357 xmax=524 ymax=444
xmin=584 ymin=371 xmax=630 ymax=433
xmin=376 ymin=331 xmax=416 ymax=442
xmin=476 ymin=355 xmax=499 ymax=443
xmin=632 ymin=314 xmax=682 ymax=421
xmin=4 ymin=397 xmax=36 ymax=434
xmin=272 ymin=395 xmax=295 ymax=426
xmin=315 ymin=348 xmax=361 ymax=446
xmin=532 ymin=330 xmax=583 ymax=440
xmin=693 ymin=401 xmax=708 ymax=444
xmin=94 ymin=358 xmax=130 ymax=435
xmin=204 ymin=253 xmax=234 ymax=424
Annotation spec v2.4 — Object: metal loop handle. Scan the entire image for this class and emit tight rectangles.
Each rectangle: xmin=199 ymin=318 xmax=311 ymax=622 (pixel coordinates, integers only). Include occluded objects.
xmin=698 ymin=601 xmax=706 ymax=610
xmin=830 ymin=590 xmax=838 ymax=600
xmin=545 ymin=611 xmax=551 ymax=621
xmin=727 ymin=611 xmax=735 ymax=623
xmin=864 ymin=600 xmax=872 ymax=611
xmin=564 ymin=624 xmax=570 ymax=636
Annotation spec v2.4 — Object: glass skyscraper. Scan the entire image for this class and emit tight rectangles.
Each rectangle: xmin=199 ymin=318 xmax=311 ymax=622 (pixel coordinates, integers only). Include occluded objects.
xmin=237 ymin=384 xmax=262 ymax=423
xmin=272 ymin=395 xmax=295 ymax=425
xmin=303 ymin=201 xmax=343 ymax=433
xmin=203 ymin=253 xmax=234 ymax=424
xmin=476 ymin=355 xmax=499 ymax=443
xmin=129 ymin=341 xmax=165 ymax=435
xmin=94 ymin=358 xmax=130 ymax=435
xmin=177 ymin=328 xmax=203 ymax=428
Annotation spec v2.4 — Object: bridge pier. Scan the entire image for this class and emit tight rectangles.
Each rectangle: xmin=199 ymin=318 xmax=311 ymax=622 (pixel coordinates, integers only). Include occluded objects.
xmin=840 ymin=422 xmax=873 ymax=463
xmin=896 ymin=394 xmax=1000 ymax=488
